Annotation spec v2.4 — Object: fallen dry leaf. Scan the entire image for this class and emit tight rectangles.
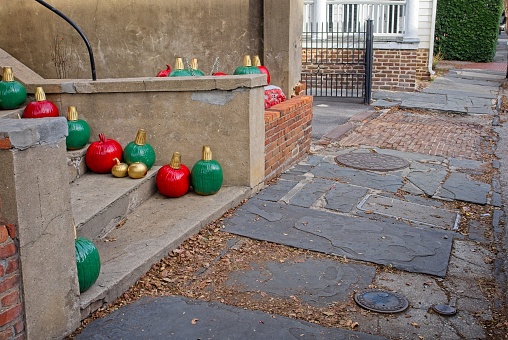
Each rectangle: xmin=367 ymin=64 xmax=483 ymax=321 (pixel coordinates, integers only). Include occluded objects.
xmin=191 ymin=318 xmax=199 ymax=325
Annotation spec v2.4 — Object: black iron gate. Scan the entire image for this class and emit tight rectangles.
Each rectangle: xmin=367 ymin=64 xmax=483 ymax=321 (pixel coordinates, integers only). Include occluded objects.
xmin=301 ymin=20 xmax=373 ymax=103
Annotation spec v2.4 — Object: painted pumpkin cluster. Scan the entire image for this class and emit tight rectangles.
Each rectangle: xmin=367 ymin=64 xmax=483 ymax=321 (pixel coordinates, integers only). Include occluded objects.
xmin=156 ymin=146 xmax=223 ymax=198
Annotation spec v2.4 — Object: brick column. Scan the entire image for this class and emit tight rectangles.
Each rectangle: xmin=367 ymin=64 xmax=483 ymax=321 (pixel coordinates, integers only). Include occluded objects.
xmin=0 ymin=224 xmax=24 ymax=339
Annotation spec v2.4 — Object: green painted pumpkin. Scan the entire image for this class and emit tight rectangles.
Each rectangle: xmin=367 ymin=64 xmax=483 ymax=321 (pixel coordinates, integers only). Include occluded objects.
xmin=233 ymin=55 xmax=262 ymax=75
xmin=75 ymin=237 xmax=101 ymax=293
xmin=123 ymin=129 xmax=156 ymax=169
xmin=66 ymin=106 xmax=91 ymax=150
xmin=191 ymin=145 xmax=223 ymax=195
xmin=0 ymin=67 xmax=27 ymax=110
xmin=169 ymin=57 xmax=194 ymax=77
xmin=189 ymin=58 xmax=205 ymax=76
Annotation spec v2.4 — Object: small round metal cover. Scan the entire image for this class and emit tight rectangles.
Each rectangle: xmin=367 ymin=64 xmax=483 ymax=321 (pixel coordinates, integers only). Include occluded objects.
xmin=335 ymin=153 xmax=410 ymax=172
xmin=432 ymin=304 xmax=457 ymax=316
xmin=354 ymin=289 xmax=409 ymax=313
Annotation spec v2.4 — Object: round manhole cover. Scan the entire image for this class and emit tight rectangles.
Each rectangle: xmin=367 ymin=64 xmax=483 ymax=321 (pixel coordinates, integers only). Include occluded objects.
xmin=335 ymin=152 xmax=410 ymax=171
xmin=354 ymin=289 xmax=409 ymax=313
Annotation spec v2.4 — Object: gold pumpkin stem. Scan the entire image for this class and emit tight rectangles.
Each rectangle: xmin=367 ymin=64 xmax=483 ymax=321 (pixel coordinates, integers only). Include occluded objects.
xmin=170 ymin=152 xmax=181 ymax=169
xmin=174 ymin=58 xmax=184 ymax=70
xmin=134 ymin=129 xmax=147 ymax=146
xmin=252 ymin=55 xmax=262 ymax=67
xmin=202 ymin=145 xmax=213 ymax=161
xmin=35 ymin=87 xmax=46 ymax=102
xmin=242 ymin=55 xmax=252 ymax=67
xmin=2 ymin=67 xmax=14 ymax=82
xmin=67 ymin=106 xmax=78 ymax=121
xmin=191 ymin=58 xmax=199 ymax=70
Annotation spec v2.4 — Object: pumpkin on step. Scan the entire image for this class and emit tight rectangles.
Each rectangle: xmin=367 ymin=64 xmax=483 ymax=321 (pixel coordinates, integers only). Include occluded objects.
xmin=0 ymin=66 xmax=27 ymax=110
xmin=85 ymin=133 xmax=123 ymax=174
xmin=191 ymin=145 xmax=223 ymax=195
xmin=156 ymin=64 xmax=172 ymax=77
xmin=75 ymin=236 xmax=101 ymax=293
xmin=190 ymin=58 xmax=205 ymax=76
xmin=22 ymin=87 xmax=59 ymax=118
xmin=66 ymin=106 xmax=91 ymax=150
xmin=252 ymin=55 xmax=271 ymax=84
xmin=123 ymin=129 xmax=156 ymax=169
xmin=233 ymin=55 xmax=262 ymax=75
xmin=156 ymin=152 xmax=190 ymax=198
xmin=169 ymin=58 xmax=193 ymax=77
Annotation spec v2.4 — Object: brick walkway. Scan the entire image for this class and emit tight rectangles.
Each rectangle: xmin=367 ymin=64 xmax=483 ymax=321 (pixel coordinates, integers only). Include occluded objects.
xmin=339 ymin=110 xmax=492 ymax=160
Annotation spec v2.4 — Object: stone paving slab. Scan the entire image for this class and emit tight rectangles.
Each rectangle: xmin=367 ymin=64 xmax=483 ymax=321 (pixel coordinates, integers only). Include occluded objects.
xmin=357 ymin=194 xmax=459 ymax=230
xmin=226 ymin=258 xmax=377 ymax=307
xmin=223 ymin=199 xmax=455 ymax=277
xmin=405 ymin=162 xmax=448 ymax=197
xmin=437 ymin=173 xmax=491 ymax=204
xmin=287 ymin=178 xmax=336 ymax=208
xmin=76 ymin=296 xmax=387 ymax=340
xmin=324 ymin=182 xmax=369 ymax=213
xmin=311 ymin=162 xmax=404 ymax=193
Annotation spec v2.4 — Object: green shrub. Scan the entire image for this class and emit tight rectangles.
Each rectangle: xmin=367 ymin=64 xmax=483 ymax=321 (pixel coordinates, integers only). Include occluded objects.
xmin=434 ymin=0 xmax=503 ymax=62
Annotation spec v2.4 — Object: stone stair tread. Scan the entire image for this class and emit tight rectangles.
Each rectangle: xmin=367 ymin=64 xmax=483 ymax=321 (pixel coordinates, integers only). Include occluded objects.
xmin=0 ymin=107 xmax=24 ymax=119
xmin=78 ymin=186 xmax=252 ymax=316
xmin=71 ymin=167 xmax=161 ymax=239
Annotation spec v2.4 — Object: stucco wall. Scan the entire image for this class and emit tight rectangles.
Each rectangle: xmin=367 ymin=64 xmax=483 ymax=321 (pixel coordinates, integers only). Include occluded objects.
xmin=0 ymin=0 xmax=263 ymax=80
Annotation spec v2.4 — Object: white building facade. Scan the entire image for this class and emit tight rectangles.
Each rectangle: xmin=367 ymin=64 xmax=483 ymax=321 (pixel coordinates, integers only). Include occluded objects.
xmin=302 ymin=0 xmax=437 ymax=92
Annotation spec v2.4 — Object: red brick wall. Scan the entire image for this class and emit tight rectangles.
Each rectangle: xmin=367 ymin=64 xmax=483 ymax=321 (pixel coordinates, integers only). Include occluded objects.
xmin=0 ymin=224 xmax=24 ymax=340
xmin=372 ymin=48 xmax=430 ymax=91
xmin=264 ymin=96 xmax=313 ymax=182
xmin=301 ymin=48 xmax=431 ymax=93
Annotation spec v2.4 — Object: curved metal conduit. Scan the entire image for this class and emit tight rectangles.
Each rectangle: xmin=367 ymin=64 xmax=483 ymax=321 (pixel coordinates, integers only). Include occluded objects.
xmin=35 ymin=0 xmax=97 ymax=80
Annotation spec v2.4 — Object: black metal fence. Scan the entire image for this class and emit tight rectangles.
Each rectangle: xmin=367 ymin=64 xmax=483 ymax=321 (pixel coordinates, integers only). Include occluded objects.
xmin=301 ymin=20 xmax=374 ymax=103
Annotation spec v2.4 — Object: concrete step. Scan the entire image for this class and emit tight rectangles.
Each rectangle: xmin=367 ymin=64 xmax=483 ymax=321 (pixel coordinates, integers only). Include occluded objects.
xmin=78 ymin=186 xmax=253 ymax=319
xmin=71 ymin=167 xmax=161 ymax=240
xmin=0 ymin=107 xmax=23 ymax=119
xmin=67 ymin=146 xmax=89 ymax=183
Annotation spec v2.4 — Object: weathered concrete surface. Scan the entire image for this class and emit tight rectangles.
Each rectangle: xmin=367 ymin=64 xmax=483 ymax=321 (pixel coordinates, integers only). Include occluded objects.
xmin=0 ymin=118 xmax=81 ymax=338
xmin=0 ymin=1 xmax=303 ymax=95
xmin=76 ymin=296 xmax=387 ymax=340
xmin=79 ymin=186 xmax=253 ymax=318
xmin=71 ymin=167 xmax=160 ymax=240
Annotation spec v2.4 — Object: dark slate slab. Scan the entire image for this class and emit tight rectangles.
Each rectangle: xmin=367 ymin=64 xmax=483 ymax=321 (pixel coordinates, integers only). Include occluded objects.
xmin=324 ymin=182 xmax=369 ymax=213
xmin=226 ymin=258 xmax=376 ymax=307
xmin=310 ymin=162 xmax=403 ymax=193
xmin=439 ymin=173 xmax=491 ymax=205
xmin=405 ymin=163 xmax=448 ymax=197
xmin=223 ymin=200 xmax=455 ymax=277
xmin=280 ymin=164 xmax=315 ymax=181
xmin=76 ymin=296 xmax=387 ymax=340
xmin=357 ymin=194 xmax=459 ymax=230
xmin=256 ymin=179 xmax=300 ymax=202
xmin=289 ymin=178 xmax=336 ymax=208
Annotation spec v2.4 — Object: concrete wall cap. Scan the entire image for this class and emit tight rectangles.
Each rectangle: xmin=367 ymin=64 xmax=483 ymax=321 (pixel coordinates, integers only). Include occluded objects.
xmin=0 ymin=117 xmax=67 ymax=150
xmin=23 ymin=75 xmax=267 ymax=95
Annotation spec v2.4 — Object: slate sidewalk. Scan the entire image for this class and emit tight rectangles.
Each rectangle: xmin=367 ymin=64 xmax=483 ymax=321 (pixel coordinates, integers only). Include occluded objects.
xmin=76 ymin=46 xmax=508 ymax=339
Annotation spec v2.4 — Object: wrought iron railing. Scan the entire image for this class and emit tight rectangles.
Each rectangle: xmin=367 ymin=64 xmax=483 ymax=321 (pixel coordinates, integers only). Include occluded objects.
xmin=35 ymin=0 xmax=97 ymax=80
xmin=304 ymin=0 xmax=406 ymax=37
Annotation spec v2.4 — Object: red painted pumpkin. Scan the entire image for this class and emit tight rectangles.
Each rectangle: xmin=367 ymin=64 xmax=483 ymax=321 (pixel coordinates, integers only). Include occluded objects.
xmin=22 ymin=87 xmax=59 ymax=119
xmin=253 ymin=55 xmax=271 ymax=84
xmin=156 ymin=64 xmax=172 ymax=77
xmin=156 ymin=152 xmax=190 ymax=198
xmin=212 ymin=72 xmax=227 ymax=76
xmin=85 ymin=133 xmax=123 ymax=173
